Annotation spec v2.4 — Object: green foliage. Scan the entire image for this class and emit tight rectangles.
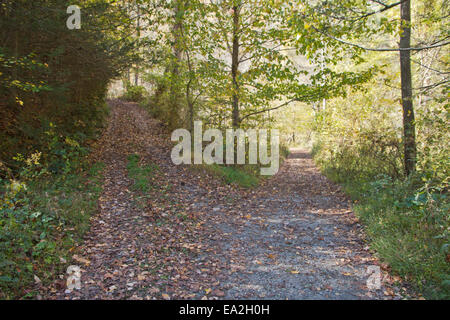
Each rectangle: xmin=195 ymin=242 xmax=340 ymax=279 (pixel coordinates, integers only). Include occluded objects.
xmin=0 ymin=0 xmax=136 ymax=299
xmin=122 ymin=84 xmax=147 ymax=102
xmin=141 ymin=0 xmax=375 ymax=131
xmin=312 ymin=85 xmax=404 ymax=180
xmin=0 ymin=0 xmax=135 ymax=167
xmin=126 ymin=154 xmax=158 ymax=193
xmin=0 ymin=49 xmax=52 ymax=96
xmin=311 ymin=72 xmax=449 ymax=299
xmin=330 ymin=173 xmax=449 ymax=299
xmin=202 ymin=164 xmax=260 ymax=188
xmin=0 ymin=149 xmax=104 ymax=299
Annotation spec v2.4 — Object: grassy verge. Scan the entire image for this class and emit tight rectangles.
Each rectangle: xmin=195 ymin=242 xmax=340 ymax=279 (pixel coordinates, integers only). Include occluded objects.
xmin=317 ymin=165 xmax=449 ymax=299
xmin=126 ymin=154 xmax=158 ymax=193
xmin=196 ymin=144 xmax=290 ymax=189
xmin=200 ymin=164 xmax=261 ymax=188
xmin=0 ymin=161 xmax=104 ymax=299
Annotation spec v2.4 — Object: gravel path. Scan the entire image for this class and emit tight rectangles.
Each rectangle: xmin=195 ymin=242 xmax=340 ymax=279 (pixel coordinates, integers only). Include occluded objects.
xmin=213 ymin=150 xmax=389 ymax=299
xmin=44 ymin=100 xmax=399 ymax=300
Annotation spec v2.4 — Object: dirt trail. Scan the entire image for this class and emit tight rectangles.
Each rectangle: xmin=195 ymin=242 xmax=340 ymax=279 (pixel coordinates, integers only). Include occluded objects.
xmin=44 ymin=100 xmax=399 ymax=300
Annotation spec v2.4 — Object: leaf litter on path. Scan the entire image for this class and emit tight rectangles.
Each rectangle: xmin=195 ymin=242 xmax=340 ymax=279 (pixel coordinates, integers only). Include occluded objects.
xmin=41 ymin=100 xmax=404 ymax=300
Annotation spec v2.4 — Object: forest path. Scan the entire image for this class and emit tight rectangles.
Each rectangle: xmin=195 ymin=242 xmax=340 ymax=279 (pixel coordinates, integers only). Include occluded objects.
xmin=44 ymin=100 xmax=399 ymax=300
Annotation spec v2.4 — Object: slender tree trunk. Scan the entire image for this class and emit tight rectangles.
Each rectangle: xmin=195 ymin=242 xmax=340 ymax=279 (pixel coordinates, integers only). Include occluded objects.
xmin=399 ymin=0 xmax=416 ymax=176
xmin=134 ymin=70 xmax=139 ymax=86
xmin=321 ymin=48 xmax=326 ymax=111
xmin=187 ymin=93 xmax=194 ymax=132
xmin=231 ymin=3 xmax=241 ymax=128
xmin=135 ymin=2 xmax=140 ymax=86
xmin=185 ymin=53 xmax=194 ymax=132
xmin=168 ymin=1 xmax=183 ymax=129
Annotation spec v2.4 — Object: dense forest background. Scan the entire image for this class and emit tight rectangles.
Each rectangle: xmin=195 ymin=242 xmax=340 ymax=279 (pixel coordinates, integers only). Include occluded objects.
xmin=0 ymin=0 xmax=448 ymax=299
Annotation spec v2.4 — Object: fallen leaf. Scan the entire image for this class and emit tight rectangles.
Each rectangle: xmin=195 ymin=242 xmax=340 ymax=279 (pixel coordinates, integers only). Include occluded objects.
xmin=72 ymin=255 xmax=90 ymax=266
xmin=137 ymin=273 xmax=146 ymax=281
xmin=213 ymin=290 xmax=225 ymax=297
xmin=162 ymin=293 xmax=170 ymax=300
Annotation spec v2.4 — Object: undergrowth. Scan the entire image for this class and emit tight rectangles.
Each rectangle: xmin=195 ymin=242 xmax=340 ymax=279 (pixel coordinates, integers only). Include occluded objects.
xmin=313 ymin=146 xmax=449 ymax=300
xmin=0 ymin=136 xmax=104 ymax=299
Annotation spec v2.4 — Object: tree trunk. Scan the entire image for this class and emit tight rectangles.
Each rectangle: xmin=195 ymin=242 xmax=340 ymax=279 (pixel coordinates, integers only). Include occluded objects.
xmin=186 ymin=60 xmax=194 ymax=132
xmin=399 ymin=0 xmax=416 ymax=176
xmin=135 ymin=2 xmax=140 ymax=86
xmin=231 ymin=4 xmax=241 ymax=128
xmin=168 ymin=1 xmax=183 ymax=129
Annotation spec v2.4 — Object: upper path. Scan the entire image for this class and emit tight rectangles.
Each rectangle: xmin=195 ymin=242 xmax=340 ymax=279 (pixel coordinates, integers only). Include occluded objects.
xmin=43 ymin=100 xmax=400 ymax=299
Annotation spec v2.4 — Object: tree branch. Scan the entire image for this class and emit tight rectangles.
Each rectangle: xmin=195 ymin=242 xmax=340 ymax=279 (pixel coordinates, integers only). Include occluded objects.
xmin=412 ymin=59 xmax=450 ymax=75
xmin=312 ymin=26 xmax=450 ymax=51
xmin=240 ymin=98 xmax=299 ymax=122
xmin=352 ymin=0 xmax=406 ymax=22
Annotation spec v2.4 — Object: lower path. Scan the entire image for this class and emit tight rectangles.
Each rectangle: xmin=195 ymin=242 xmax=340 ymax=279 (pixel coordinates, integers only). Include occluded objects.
xmin=43 ymin=100 xmax=399 ymax=299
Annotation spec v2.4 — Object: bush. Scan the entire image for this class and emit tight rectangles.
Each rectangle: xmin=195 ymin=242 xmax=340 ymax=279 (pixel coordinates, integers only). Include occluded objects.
xmin=122 ymin=84 xmax=147 ymax=102
xmin=0 ymin=0 xmax=131 ymax=169
xmin=0 ymin=141 xmax=104 ymax=299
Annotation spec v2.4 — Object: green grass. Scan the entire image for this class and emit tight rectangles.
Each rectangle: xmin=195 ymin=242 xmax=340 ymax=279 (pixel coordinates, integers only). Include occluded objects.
xmin=0 ymin=161 xmax=104 ymax=299
xmin=193 ymin=143 xmax=290 ymax=189
xmin=201 ymin=164 xmax=261 ymax=188
xmin=316 ymin=163 xmax=449 ymax=299
xmin=203 ymin=144 xmax=290 ymax=188
xmin=126 ymin=154 xmax=158 ymax=193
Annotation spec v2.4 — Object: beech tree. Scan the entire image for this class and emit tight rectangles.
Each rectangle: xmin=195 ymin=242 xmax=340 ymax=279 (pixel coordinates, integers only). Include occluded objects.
xmin=157 ymin=0 xmax=376 ymax=130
